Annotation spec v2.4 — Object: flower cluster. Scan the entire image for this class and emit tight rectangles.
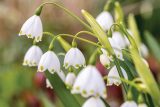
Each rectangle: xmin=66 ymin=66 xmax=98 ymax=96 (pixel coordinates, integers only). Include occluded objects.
xmin=18 ymin=1 xmax=152 ymax=107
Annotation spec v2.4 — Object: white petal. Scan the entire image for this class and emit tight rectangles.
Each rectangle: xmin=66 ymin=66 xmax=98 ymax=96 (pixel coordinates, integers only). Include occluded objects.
xmin=38 ymin=51 xmax=60 ymax=73
xmin=56 ymin=70 xmax=65 ymax=82
xmin=23 ymin=45 xmax=43 ymax=66
xmin=120 ymin=101 xmax=138 ymax=107
xmin=100 ymin=54 xmax=111 ymax=67
xmin=19 ymin=15 xmax=43 ymax=42
xmin=64 ymin=48 xmax=85 ymax=69
xmin=96 ymin=11 xmax=114 ymax=31
xmin=72 ymin=65 xmax=106 ymax=98
xmin=46 ymin=79 xmax=53 ymax=89
xmin=65 ymin=72 xmax=76 ymax=87
xmin=82 ymin=97 xmax=105 ymax=107
xmin=112 ymin=32 xmax=126 ymax=49
xmin=140 ymin=43 xmax=149 ymax=58
xmin=107 ymin=66 xmax=128 ymax=86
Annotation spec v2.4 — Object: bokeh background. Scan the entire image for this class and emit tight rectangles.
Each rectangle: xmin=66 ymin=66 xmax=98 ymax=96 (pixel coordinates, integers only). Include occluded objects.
xmin=0 ymin=0 xmax=160 ymax=107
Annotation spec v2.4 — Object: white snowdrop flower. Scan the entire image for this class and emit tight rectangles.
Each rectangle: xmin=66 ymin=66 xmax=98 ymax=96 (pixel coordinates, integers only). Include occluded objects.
xmin=112 ymin=32 xmax=127 ymax=49
xmin=23 ymin=45 xmax=43 ymax=67
xmin=82 ymin=97 xmax=105 ymax=107
xmin=65 ymin=72 xmax=76 ymax=88
xmin=46 ymin=79 xmax=53 ymax=89
xmin=107 ymin=66 xmax=128 ymax=86
xmin=100 ymin=54 xmax=111 ymax=68
xmin=108 ymin=37 xmax=124 ymax=60
xmin=124 ymin=29 xmax=134 ymax=46
xmin=72 ymin=65 xmax=106 ymax=98
xmin=138 ymin=103 xmax=148 ymax=107
xmin=140 ymin=43 xmax=149 ymax=58
xmin=19 ymin=15 xmax=43 ymax=42
xmin=46 ymin=71 xmax=65 ymax=89
xmin=120 ymin=101 xmax=138 ymax=107
xmin=64 ymin=48 xmax=85 ymax=69
xmin=96 ymin=11 xmax=114 ymax=31
xmin=38 ymin=51 xmax=60 ymax=74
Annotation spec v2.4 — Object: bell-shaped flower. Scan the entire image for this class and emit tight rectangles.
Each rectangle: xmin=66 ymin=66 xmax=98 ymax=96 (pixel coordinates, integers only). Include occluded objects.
xmin=100 ymin=54 xmax=111 ymax=68
xmin=38 ymin=51 xmax=60 ymax=74
xmin=112 ymin=32 xmax=127 ymax=49
xmin=64 ymin=48 xmax=86 ymax=69
xmin=23 ymin=45 xmax=43 ymax=67
xmin=65 ymin=72 xmax=76 ymax=88
xmin=72 ymin=65 xmax=106 ymax=98
xmin=108 ymin=37 xmax=124 ymax=60
xmin=96 ymin=11 xmax=114 ymax=31
xmin=107 ymin=66 xmax=128 ymax=86
xmin=140 ymin=43 xmax=149 ymax=58
xmin=82 ymin=97 xmax=105 ymax=107
xmin=46 ymin=71 xmax=65 ymax=89
xmin=120 ymin=101 xmax=138 ymax=107
xmin=19 ymin=15 xmax=43 ymax=42
xmin=138 ymin=103 xmax=148 ymax=107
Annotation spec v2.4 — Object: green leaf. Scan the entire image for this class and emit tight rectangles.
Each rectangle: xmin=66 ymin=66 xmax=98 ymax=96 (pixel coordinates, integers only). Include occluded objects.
xmin=81 ymin=9 xmax=114 ymax=55
xmin=145 ymin=31 xmax=160 ymax=62
xmin=45 ymin=71 xmax=81 ymax=107
xmin=128 ymin=14 xmax=141 ymax=46
xmin=130 ymin=48 xmax=160 ymax=106
xmin=57 ymin=37 xmax=71 ymax=51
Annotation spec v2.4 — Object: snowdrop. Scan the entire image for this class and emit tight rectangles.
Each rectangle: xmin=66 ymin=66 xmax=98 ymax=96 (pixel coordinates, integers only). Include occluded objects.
xmin=65 ymin=72 xmax=76 ymax=88
xmin=46 ymin=71 xmax=65 ymax=89
xmin=38 ymin=51 xmax=60 ymax=74
xmin=100 ymin=54 xmax=111 ymax=68
xmin=64 ymin=48 xmax=86 ymax=69
xmin=140 ymin=43 xmax=149 ymax=58
xmin=112 ymin=32 xmax=127 ymax=49
xmin=19 ymin=15 xmax=43 ymax=42
xmin=96 ymin=11 xmax=114 ymax=31
xmin=108 ymin=37 xmax=124 ymax=60
xmin=23 ymin=45 xmax=43 ymax=67
xmin=82 ymin=97 xmax=105 ymax=107
xmin=107 ymin=65 xmax=128 ymax=86
xmin=120 ymin=101 xmax=138 ymax=107
xmin=72 ymin=65 xmax=106 ymax=98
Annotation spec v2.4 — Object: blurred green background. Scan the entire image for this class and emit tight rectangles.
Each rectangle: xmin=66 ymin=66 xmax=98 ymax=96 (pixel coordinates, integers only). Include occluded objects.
xmin=0 ymin=0 xmax=160 ymax=107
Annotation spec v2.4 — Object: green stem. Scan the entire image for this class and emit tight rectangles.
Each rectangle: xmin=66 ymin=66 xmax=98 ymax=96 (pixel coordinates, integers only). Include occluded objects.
xmin=43 ymin=32 xmax=101 ymax=48
xmin=37 ymin=2 xmax=92 ymax=31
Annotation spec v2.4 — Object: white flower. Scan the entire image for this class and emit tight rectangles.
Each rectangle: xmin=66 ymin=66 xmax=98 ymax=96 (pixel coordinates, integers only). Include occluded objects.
xmin=120 ymin=101 xmax=138 ymax=107
xmin=38 ymin=51 xmax=60 ymax=73
xmin=112 ymin=32 xmax=127 ymax=49
xmin=138 ymin=103 xmax=148 ymax=107
xmin=65 ymin=72 xmax=76 ymax=88
xmin=64 ymin=48 xmax=85 ymax=69
xmin=82 ymin=97 xmax=105 ymax=107
xmin=100 ymin=54 xmax=111 ymax=68
xmin=96 ymin=11 xmax=114 ymax=31
xmin=46 ymin=71 xmax=65 ymax=89
xmin=19 ymin=15 xmax=43 ymax=42
xmin=72 ymin=65 xmax=106 ymax=98
xmin=108 ymin=37 xmax=124 ymax=60
xmin=140 ymin=43 xmax=149 ymax=58
xmin=23 ymin=45 xmax=43 ymax=67
xmin=107 ymin=66 xmax=128 ymax=86
xmin=46 ymin=79 xmax=53 ymax=89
